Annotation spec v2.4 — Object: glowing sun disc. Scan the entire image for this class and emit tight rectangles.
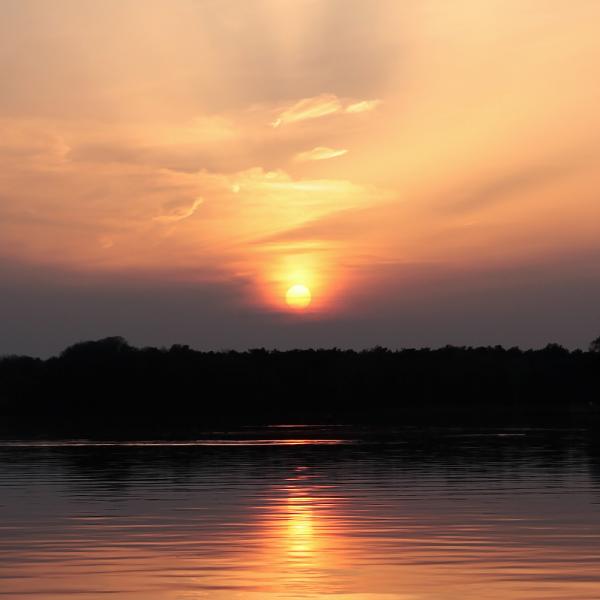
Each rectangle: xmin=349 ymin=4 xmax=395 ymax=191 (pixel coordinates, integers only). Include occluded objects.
xmin=286 ymin=284 xmax=312 ymax=309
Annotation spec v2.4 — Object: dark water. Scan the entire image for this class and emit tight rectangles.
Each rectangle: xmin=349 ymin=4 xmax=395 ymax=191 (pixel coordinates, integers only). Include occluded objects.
xmin=1 ymin=428 xmax=600 ymax=599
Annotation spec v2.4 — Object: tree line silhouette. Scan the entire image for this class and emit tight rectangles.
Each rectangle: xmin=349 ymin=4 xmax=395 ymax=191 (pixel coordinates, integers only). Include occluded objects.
xmin=1 ymin=336 xmax=599 ymax=436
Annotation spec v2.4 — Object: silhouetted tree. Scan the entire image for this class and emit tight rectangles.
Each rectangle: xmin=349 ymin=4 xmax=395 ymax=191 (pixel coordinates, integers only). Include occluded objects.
xmin=1 ymin=336 xmax=599 ymax=436
xmin=60 ymin=336 xmax=132 ymax=361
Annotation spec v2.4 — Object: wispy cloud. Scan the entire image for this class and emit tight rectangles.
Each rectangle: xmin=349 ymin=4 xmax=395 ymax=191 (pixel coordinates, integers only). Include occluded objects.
xmin=345 ymin=100 xmax=382 ymax=114
xmin=294 ymin=146 xmax=348 ymax=162
xmin=271 ymin=94 xmax=381 ymax=127
xmin=271 ymin=94 xmax=342 ymax=128
xmin=153 ymin=197 xmax=204 ymax=223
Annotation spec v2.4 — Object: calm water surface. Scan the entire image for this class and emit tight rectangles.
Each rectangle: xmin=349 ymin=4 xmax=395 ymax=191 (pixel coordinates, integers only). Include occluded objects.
xmin=1 ymin=428 xmax=600 ymax=599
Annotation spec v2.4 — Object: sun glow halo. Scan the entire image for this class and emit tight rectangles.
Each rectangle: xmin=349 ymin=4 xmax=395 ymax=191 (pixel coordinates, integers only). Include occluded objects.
xmin=286 ymin=284 xmax=312 ymax=309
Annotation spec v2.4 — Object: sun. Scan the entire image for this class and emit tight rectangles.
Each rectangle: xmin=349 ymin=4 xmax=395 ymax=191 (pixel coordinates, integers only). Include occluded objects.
xmin=286 ymin=284 xmax=312 ymax=309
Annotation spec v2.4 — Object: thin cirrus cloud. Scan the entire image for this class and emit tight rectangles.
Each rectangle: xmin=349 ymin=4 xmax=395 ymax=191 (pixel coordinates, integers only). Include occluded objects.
xmin=294 ymin=146 xmax=348 ymax=162
xmin=153 ymin=198 xmax=204 ymax=223
xmin=271 ymin=93 xmax=381 ymax=127
xmin=345 ymin=100 xmax=382 ymax=114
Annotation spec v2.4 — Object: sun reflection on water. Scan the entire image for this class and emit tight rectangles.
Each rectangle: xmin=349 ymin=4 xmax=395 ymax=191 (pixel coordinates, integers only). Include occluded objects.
xmin=254 ymin=464 xmax=351 ymax=597
xmin=286 ymin=495 xmax=315 ymax=560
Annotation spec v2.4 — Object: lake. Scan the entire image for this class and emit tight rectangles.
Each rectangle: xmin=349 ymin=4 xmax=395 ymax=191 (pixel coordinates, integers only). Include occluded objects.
xmin=1 ymin=428 xmax=600 ymax=599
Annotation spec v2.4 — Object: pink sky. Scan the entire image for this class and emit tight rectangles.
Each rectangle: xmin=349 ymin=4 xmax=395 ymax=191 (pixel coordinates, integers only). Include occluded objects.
xmin=1 ymin=0 xmax=600 ymax=354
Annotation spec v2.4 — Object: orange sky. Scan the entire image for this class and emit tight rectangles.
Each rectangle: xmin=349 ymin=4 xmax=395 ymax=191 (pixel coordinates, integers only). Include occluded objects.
xmin=1 ymin=0 xmax=600 ymax=352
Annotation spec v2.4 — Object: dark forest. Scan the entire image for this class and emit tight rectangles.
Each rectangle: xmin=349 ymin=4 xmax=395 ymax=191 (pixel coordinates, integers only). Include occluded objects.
xmin=1 ymin=336 xmax=600 ymax=437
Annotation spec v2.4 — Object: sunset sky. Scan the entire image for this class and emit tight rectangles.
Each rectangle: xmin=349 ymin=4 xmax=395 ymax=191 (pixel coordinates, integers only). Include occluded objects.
xmin=1 ymin=0 xmax=600 ymax=355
